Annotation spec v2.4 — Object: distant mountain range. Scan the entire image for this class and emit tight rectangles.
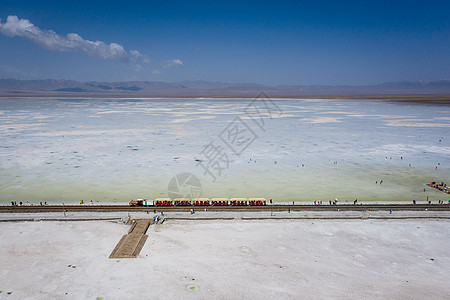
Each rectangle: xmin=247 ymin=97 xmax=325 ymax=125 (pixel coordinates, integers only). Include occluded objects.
xmin=0 ymin=79 xmax=449 ymax=98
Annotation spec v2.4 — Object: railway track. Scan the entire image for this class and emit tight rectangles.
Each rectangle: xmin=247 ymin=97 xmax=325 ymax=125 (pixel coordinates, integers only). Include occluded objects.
xmin=1 ymin=204 xmax=450 ymax=213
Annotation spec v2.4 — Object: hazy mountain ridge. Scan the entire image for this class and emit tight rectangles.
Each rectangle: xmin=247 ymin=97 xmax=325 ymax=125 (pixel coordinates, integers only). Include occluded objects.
xmin=0 ymin=79 xmax=449 ymax=97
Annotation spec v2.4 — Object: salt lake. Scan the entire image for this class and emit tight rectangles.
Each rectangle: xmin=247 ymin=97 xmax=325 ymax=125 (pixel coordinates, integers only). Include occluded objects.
xmin=0 ymin=97 xmax=449 ymax=203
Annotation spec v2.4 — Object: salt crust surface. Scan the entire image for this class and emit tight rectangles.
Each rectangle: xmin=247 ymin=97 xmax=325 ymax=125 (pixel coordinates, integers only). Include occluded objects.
xmin=0 ymin=219 xmax=449 ymax=299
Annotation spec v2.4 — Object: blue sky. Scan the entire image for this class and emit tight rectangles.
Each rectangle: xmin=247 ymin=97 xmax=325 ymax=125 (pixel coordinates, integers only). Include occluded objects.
xmin=0 ymin=0 xmax=449 ymax=85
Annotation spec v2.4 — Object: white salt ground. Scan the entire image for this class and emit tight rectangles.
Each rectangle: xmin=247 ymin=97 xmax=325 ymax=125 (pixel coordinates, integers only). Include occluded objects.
xmin=0 ymin=219 xmax=449 ymax=299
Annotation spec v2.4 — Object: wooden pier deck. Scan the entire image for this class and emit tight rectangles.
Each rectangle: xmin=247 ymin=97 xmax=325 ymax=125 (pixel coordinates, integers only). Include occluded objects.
xmin=109 ymin=219 xmax=153 ymax=259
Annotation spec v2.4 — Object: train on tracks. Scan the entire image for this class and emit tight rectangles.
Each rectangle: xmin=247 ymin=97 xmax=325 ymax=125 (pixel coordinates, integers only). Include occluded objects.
xmin=129 ymin=198 xmax=267 ymax=207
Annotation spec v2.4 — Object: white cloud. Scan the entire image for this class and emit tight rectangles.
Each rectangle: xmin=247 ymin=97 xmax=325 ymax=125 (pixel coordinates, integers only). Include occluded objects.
xmin=164 ymin=59 xmax=183 ymax=68
xmin=0 ymin=15 xmax=148 ymax=64
xmin=132 ymin=64 xmax=144 ymax=72
xmin=129 ymin=50 xmax=150 ymax=64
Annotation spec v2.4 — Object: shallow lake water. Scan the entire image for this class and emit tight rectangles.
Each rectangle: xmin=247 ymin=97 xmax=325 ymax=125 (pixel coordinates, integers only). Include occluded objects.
xmin=0 ymin=97 xmax=449 ymax=203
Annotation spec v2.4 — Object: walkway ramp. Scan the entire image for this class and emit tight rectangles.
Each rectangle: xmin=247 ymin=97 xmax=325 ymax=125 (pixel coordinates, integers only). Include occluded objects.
xmin=109 ymin=219 xmax=153 ymax=258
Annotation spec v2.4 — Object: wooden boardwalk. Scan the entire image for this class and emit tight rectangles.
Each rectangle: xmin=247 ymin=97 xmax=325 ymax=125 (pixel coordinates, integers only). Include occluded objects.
xmin=109 ymin=219 xmax=153 ymax=259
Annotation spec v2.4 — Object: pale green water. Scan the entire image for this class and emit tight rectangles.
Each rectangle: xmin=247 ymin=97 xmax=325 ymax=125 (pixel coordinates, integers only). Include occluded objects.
xmin=0 ymin=97 xmax=449 ymax=203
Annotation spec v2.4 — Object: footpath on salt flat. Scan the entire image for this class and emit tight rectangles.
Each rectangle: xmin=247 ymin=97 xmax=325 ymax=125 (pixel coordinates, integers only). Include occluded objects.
xmin=1 ymin=208 xmax=450 ymax=222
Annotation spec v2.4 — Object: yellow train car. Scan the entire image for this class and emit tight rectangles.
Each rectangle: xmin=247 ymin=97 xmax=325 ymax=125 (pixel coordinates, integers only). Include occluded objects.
xmin=154 ymin=198 xmax=173 ymax=206
xmin=211 ymin=198 xmax=229 ymax=206
xmin=230 ymin=198 xmax=247 ymax=206
xmin=249 ymin=198 xmax=266 ymax=206
xmin=193 ymin=198 xmax=210 ymax=206
xmin=174 ymin=198 xmax=192 ymax=206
